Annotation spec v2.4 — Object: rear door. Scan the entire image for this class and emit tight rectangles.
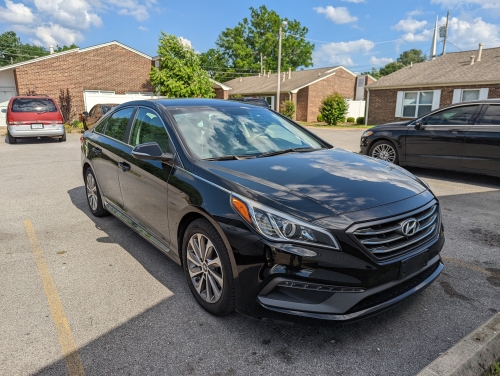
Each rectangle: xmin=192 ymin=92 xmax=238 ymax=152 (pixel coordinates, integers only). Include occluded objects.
xmin=405 ymin=104 xmax=480 ymax=169
xmin=118 ymin=107 xmax=175 ymax=242
xmin=89 ymin=107 xmax=136 ymax=209
xmin=463 ymin=104 xmax=500 ymax=174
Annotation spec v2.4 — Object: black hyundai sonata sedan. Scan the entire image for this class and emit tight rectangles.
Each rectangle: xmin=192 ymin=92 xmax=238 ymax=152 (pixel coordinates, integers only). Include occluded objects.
xmin=360 ymin=99 xmax=500 ymax=177
xmin=81 ymin=99 xmax=444 ymax=321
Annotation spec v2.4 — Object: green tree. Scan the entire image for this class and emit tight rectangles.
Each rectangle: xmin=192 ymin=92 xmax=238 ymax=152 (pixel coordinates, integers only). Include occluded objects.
xmin=280 ymin=100 xmax=295 ymax=119
xmin=199 ymin=48 xmax=234 ymax=83
xmin=54 ymin=43 xmax=79 ymax=53
xmin=150 ymin=32 xmax=215 ymax=98
xmin=360 ymin=67 xmax=381 ymax=79
xmin=213 ymin=5 xmax=314 ymax=77
xmin=319 ymin=93 xmax=349 ymax=126
xmin=0 ymin=31 xmax=47 ymax=66
xmin=397 ymin=49 xmax=426 ymax=65
xmin=378 ymin=61 xmax=405 ymax=77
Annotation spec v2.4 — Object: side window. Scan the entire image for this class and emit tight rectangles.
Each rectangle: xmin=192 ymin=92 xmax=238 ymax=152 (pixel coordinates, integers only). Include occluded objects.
xmin=88 ymin=106 xmax=96 ymax=117
xmin=129 ymin=108 xmax=171 ymax=153
xmin=94 ymin=117 xmax=107 ymax=133
xmin=425 ymin=105 xmax=478 ymax=126
xmin=479 ymin=105 xmax=500 ymax=125
xmin=104 ymin=107 xmax=135 ymax=142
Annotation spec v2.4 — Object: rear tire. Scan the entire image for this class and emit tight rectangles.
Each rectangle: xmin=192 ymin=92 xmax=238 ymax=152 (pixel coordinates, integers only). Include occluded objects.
xmin=370 ymin=140 xmax=399 ymax=164
xmin=59 ymin=131 xmax=66 ymax=142
xmin=182 ymin=218 xmax=235 ymax=316
xmin=84 ymin=167 xmax=108 ymax=217
xmin=7 ymin=131 xmax=16 ymax=144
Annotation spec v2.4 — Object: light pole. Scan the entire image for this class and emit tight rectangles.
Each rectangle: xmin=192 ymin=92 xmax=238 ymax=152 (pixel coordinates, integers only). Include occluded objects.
xmin=276 ymin=21 xmax=287 ymax=112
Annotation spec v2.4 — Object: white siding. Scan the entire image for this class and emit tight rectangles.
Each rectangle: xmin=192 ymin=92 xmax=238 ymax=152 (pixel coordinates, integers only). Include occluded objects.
xmin=431 ymin=90 xmax=441 ymax=110
xmin=0 ymin=69 xmax=16 ymax=87
xmin=452 ymin=89 xmax=461 ymax=104
xmin=479 ymin=88 xmax=489 ymax=100
xmin=395 ymin=91 xmax=404 ymax=117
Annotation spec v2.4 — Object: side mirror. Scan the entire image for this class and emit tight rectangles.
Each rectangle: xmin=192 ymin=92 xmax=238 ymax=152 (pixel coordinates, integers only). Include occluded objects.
xmin=82 ymin=111 xmax=89 ymax=116
xmin=132 ymin=142 xmax=173 ymax=163
xmin=414 ymin=120 xmax=423 ymax=130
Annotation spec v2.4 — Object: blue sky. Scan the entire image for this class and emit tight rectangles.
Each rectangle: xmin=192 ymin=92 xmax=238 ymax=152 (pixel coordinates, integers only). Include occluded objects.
xmin=1 ymin=0 xmax=499 ymax=73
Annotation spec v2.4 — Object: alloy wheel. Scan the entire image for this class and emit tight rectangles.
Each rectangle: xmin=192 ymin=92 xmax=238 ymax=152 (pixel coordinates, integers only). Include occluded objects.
xmin=372 ymin=143 xmax=396 ymax=163
xmin=186 ymin=233 xmax=224 ymax=304
xmin=86 ymin=173 xmax=98 ymax=212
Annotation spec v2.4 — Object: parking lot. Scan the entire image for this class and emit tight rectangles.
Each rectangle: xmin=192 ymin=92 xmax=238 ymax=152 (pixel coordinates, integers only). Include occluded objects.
xmin=1 ymin=130 xmax=499 ymax=376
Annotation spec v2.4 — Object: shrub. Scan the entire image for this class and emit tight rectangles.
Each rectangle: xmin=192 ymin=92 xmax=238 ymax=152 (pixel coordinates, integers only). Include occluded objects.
xmin=58 ymin=88 xmax=73 ymax=124
xmin=319 ymin=93 xmax=349 ymax=125
xmin=280 ymin=100 xmax=295 ymax=119
xmin=317 ymin=114 xmax=324 ymax=122
xmin=72 ymin=120 xmax=84 ymax=129
xmin=340 ymin=117 xmax=346 ymax=123
xmin=356 ymin=117 xmax=365 ymax=125
xmin=347 ymin=117 xmax=355 ymax=123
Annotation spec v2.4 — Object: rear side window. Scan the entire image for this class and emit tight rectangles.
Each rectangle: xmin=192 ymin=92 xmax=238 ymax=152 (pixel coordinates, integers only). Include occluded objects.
xmin=104 ymin=107 xmax=135 ymax=142
xmin=11 ymin=98 xmax=57 ymax=112
xmin=479 ymin=105 xmax=500 ymax=125
xmin=129 ymin=108 xmax=171 ymax=153
xmin=425 ymin=105 xmax=478 ymax=126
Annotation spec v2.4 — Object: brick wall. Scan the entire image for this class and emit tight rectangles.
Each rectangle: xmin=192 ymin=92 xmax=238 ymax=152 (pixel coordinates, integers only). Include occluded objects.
xmin=15 ymin=44 xmax=154 ymax=119
xmin=368 ymin=83 xmax=500 ymax=125
xmin=214 ymin=88 xmax=229 ymax=99
xmin=295 ymin=87 xmax=309 ymax=122
xmin=305 ymin=68 xmax=356 ymax=122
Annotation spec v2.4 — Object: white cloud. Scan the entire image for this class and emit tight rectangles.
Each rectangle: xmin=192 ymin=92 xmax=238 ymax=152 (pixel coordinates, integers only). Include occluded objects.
xmin=314 ymin=6 xmax=358 ymax=24
xmin=178 ymin=37 xmax=192 ymax=49
xmin=108 ymin=0 xmax=150 ymax=21
xmin=445 ymin=16 xmax=500 ymax=50
xmin=407 ymin=9 xmax=424 ymax=16
xmin=392 ymin=18 xmax=428 ymax=33
xmin=341 ymin=0 xmax=365 ymax=3
xmin=370 ymin=56 xmax=393 ymax=65
xmin=138 ymin=26 xmax=148 ymax=31
xmin=431 ymin=0 xmax=500 ymax=9
xmin=313 ymin=39 xmax=375 ymax=66
xmin=25 ymin=23 xmax=84 ymax=47
xmin=401 ymin=29 xmax=433 ymax=43
xmin=0 ymin=0 xmax=35 ymax=24
xmin=33 ymin=0 xmax=102 ymax=30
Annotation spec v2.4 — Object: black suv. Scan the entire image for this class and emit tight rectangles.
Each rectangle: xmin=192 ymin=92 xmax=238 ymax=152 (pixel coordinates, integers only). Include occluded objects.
xmin=227 ymin=97 xmax=271 ymax=108
xmin=81 ymin=99 xmax=444 ymax=322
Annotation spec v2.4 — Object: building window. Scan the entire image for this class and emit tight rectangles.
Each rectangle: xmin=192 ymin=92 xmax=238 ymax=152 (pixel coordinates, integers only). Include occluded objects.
xmin=357 ymin=77 xmax=365 ymax=87
xmin=461 ymin=89 xmax=480 ymax=102
xmin=402 ymin=91 xmax=434 ymax=118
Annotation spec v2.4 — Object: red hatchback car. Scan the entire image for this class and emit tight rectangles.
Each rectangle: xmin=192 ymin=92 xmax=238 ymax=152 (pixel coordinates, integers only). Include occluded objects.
xmin=6 ymin=95 xmax=66 ymax=144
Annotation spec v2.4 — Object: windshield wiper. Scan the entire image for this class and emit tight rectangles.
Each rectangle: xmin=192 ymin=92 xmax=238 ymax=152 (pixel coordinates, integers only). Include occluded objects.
xmin=258 ymin=147 xmax=319 ymax=158
xmin=204 ymin=155 xmax=256 ymax=161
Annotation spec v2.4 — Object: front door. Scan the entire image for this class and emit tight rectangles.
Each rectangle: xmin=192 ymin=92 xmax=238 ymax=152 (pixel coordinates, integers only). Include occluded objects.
xmin=119 ymin=107 xmax=175 ymax=242
xmin=405 ymin=104 xmax=480 ymax=169
xmin=463 ymin=104 xmax=500 ymax=174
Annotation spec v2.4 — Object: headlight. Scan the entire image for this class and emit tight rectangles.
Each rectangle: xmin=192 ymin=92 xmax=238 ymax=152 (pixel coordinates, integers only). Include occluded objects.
xmin=362 ymin=130 xmax=373 ymax=137
xmin=230 ymin=193 xmax=340 ymax=250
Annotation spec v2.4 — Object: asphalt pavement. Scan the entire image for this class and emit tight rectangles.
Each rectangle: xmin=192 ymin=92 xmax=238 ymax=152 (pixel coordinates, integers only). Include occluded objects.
xmin=0 ymin=130 xmax=498 ymax=376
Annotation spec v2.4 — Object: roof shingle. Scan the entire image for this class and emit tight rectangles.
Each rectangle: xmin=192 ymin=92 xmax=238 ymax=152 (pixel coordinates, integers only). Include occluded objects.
xmin=368 ymin=47 xmax=500 ymax=89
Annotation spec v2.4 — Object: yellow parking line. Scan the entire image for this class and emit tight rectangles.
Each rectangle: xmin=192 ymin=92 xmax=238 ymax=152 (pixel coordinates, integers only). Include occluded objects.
xmin=23 ymin=220 xmax=85 ymax=376
xmin=442 ymin=256 xmax=500 ymax=278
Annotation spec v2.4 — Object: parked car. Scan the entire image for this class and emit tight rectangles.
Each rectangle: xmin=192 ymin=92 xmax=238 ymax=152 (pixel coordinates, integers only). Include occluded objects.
xmin=6 ymin=95 xmax=65 ymax=144
xmin=81 ymin=103 xmax=118 ymax=131
xmin=81 ymin=99 xmax=444 ymax=322
xmin=360 ymin=99 xmax=500 ymax=177
xmin=228 ymin=97 xmax=271 ymax=108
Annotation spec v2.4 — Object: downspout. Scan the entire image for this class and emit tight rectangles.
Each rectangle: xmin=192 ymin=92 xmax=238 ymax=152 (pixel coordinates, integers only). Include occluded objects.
xmin=365 ymin=88 xmax=370 ymax=126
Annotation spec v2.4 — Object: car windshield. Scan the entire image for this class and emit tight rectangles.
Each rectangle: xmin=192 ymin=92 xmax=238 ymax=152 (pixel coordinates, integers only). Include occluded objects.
xmin=169 ymin=106 xmax=324 ymax=159
xmin=12 ymin=98 xmax=57 ymax=113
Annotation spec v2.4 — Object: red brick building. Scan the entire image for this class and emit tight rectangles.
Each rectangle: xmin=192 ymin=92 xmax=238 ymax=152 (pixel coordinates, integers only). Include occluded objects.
xmin=365 ymin=46 xmax=500 ymax=125
xmin=0 ymin=41 xmax=229 ymax=126
xmin=222 ymin=66 xmax=367 ymax=122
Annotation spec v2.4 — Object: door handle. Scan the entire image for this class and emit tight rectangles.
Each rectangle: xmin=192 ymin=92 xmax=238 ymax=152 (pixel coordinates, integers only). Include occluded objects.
xmin=92 ymin=147 xmax=101 ymax=155
xmin=118 ymin=162 xmax=131 ymax=172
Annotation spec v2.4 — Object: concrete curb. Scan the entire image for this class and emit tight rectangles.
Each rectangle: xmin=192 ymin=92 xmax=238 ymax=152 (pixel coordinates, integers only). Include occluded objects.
xmin=417 ymin=313 xmax=500 ymax=376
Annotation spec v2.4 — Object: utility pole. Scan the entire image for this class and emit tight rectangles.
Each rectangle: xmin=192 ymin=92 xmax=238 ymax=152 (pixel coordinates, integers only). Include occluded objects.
xmin=276 ymin=21 xmax=287 ymax=112
xmin=260 ymin=53 xmax=263 ymax=75
xmin=442 ymin=11 xmax=450 ymax=56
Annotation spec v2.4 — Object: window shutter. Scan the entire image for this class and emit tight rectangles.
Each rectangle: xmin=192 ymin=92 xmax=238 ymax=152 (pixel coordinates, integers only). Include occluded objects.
xmin=479 ymin=88 xmax=489 ymax=100
xmin=395 ymin=91 xmax=404 ymax=117
xmin=452 ymin=89 xmax=462 ymax=104
xmin=432 ymin=90 xmax=441 ymax=110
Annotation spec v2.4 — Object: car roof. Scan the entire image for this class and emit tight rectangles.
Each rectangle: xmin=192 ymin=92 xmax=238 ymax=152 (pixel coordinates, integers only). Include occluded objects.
xmin=12 ymin=95 xmax=54 ymax=99
xmin=115 ymin=98 xmax=255 ymax=110
xmin=458 ymin=98 xmax=500 ymax=105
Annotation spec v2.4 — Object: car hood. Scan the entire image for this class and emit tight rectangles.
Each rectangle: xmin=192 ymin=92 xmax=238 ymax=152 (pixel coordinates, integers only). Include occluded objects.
xmin=195 ymin=148 xmax=427 ymax=220
xmin=370 ymin=121 xmax=409 ymax=130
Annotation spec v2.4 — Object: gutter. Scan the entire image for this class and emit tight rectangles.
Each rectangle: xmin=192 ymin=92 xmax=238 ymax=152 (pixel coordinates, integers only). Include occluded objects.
xmin=365 ymin=88 xmax=370 ymax=126
xmin=367 ymin=80 xmax=500 ymax=90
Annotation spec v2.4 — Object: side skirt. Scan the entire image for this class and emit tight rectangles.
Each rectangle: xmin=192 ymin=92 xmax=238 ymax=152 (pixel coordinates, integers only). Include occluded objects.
xmin=103 ymin=200 xmax=174 ymax=258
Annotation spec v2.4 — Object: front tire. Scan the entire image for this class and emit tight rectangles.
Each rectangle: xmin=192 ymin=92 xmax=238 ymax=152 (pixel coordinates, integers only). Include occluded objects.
xmin=84 ymin=167 xmax=108 ymax=217
xmin=370 ymin=140 xmax=399 ymax=164
xmin=182 ymin=218 xmax=235 ymax=316
xmin=7 ymin=131 xmax=16 ymax=144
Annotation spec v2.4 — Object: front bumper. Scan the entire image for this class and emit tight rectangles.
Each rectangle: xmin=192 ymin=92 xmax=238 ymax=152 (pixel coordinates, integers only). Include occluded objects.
xmin=359 ymin=136 xmax=371 ymax=155
xmin=258 ymin=257 xmax=442 ymax=321
xmin=8 ymin=125 xmax=65 ymax=138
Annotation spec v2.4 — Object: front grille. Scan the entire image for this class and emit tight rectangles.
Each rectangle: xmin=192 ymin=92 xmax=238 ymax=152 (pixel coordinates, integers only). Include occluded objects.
xmin=350 ymin=203 xmax=440 ymax=260
xmin=346 ymin=262 xmax=440 ymax=314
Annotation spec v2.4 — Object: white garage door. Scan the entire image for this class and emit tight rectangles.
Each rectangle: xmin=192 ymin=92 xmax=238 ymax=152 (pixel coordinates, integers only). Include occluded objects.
xmin=0 ymin=88 xmax=16 ymax=126
xmin=83 ymin=91 xmax=163 ymax=112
